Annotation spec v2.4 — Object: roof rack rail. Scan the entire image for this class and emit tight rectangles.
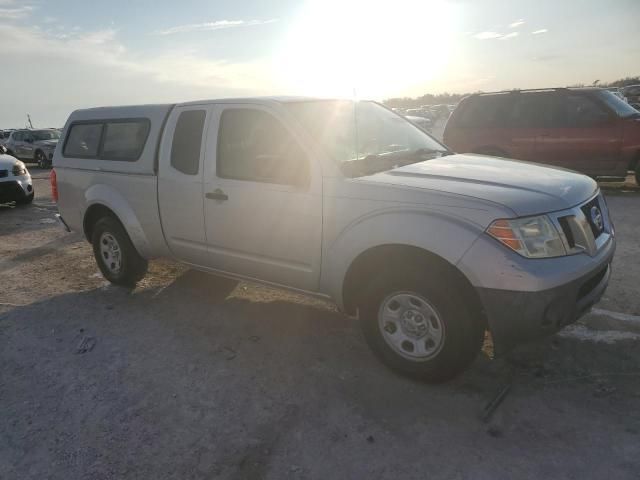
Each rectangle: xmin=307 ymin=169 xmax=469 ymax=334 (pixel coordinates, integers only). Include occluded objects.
xmin=470 ymin=87 xmax=571 ymax=96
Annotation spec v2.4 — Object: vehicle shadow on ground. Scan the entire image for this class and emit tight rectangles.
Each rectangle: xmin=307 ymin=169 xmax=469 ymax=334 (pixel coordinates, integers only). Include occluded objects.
xmin=2 ymin=269 xmax=639 ymax=479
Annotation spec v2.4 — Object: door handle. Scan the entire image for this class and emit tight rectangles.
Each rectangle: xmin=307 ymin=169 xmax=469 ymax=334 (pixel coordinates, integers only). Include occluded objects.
xmin=206 ymin=189 xmax=228 ymax=201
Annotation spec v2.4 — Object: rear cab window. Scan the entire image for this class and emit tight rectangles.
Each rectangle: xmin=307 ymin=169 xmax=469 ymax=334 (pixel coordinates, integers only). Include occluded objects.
xmin=170 ymin=110 xmax=206 ymax=175
xmin=63 ymin=119 xmax=150 ymax=161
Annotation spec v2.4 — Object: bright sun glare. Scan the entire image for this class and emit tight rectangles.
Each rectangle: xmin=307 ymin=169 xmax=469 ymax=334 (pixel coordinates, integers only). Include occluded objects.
xmin=274 ymin=0 xmax=455 ymax=99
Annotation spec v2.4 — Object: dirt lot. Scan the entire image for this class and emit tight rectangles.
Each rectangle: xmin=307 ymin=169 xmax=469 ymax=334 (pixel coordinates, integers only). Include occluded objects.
xmin=2 ymin=169 xmax=640 ymax=480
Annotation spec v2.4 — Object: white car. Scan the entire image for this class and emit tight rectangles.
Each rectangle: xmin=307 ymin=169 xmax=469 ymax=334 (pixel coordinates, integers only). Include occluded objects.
xmin=52 ymin=98 xmax=614 ymax=381
xmin=0 ymin=146 xmax=34 ymax=204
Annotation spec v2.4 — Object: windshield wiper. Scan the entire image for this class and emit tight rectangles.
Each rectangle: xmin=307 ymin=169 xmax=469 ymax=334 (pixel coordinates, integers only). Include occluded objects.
xmin=342 ymin=147 xmax=451 ymax=177
xmin=410 ymin=147 xmax=453 ymax=157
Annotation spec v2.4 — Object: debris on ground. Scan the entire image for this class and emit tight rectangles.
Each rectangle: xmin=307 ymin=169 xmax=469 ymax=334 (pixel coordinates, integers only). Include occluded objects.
xmin=480 ymin=382 xmax=512 ymax=423
xmin=75 ymin=336 xmax=96 ymax=354
xmin=222 ymin=346 xmax=237 ymax=360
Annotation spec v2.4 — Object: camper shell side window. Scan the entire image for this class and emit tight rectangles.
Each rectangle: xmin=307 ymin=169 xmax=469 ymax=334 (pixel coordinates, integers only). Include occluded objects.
xmin=63 ymin=118 xmax=151 ymax=161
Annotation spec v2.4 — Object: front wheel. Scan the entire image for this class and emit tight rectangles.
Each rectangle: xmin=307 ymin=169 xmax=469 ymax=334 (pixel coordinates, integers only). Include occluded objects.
xmin=359 ymin=269 xmax=484 ymax=382
xmin=35 ymin=150 xmax=47 ymax=168
xmin=91 ymin=216 xmax=148 ymax=287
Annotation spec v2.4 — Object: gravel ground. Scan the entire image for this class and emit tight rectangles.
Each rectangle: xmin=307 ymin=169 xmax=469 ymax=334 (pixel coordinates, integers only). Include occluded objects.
xmin=1 ymin=168 xmax=640 ymax=480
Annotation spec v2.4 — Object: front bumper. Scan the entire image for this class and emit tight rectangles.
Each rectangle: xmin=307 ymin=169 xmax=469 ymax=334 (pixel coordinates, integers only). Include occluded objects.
xmin=473 ymin=236 xmax=615 ymax=354
xmin=476 ymin=232 xmax=616 ymax=354
xmin=0 ymin=179 xmax=33 ymax=202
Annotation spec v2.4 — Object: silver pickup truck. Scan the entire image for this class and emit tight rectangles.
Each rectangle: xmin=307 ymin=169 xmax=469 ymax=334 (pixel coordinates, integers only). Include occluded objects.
xmin=52 ymin=98 xmax=615 ymax=381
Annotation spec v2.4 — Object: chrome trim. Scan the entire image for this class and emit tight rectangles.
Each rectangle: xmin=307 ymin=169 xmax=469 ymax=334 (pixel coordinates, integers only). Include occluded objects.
xmin=548 ymin=191 xmax=612 ymax=257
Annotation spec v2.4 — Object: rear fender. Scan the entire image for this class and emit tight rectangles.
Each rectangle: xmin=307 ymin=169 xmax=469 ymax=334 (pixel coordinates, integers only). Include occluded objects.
xmin=84 ymin=184 xmax=151 ymax=257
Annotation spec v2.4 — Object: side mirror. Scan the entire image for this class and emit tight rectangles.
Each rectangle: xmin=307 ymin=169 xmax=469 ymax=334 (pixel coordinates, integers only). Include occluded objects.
xmin=0 ymin=145 xmax=6 ymax=154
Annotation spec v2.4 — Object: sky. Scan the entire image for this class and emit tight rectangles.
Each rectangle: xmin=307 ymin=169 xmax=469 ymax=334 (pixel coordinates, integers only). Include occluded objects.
xmin=0 ymin=0 xmax=639 ymax=128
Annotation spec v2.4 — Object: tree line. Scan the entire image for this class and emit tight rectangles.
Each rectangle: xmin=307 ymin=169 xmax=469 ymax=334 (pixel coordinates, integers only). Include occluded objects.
xmin=384 ymin=76 xmax=640 ymax=109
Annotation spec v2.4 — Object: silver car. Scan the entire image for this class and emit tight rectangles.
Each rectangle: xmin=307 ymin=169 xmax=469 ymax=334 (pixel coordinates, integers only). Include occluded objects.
xmin=0 ymin=129 xmax=14 ymax=146
xmin=5 ymin=129 xmax=60 ymax=168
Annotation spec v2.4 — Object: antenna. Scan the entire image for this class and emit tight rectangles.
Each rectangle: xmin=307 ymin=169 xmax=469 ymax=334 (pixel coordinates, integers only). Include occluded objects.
xmin=27 ymin=114 xmax=33 ymax=129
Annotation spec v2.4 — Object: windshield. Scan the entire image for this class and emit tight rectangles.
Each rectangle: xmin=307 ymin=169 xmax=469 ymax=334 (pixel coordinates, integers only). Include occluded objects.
xmin=285 ymin=100 xmax=449 ymax=177
xmin=596 ymin=90 xmax=639 ymax=118
xmin=32 ymin=130 xmax=61 ymax=141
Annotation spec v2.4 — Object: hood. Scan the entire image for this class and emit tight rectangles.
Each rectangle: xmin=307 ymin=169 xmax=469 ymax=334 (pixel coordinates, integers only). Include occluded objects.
xmin=362 ymin=154 xmax=597 ymax=216
xmin=0 ymin=153 xmax=20 ymax=169
xmin=35 ymin=139 xmax=58 ymax=147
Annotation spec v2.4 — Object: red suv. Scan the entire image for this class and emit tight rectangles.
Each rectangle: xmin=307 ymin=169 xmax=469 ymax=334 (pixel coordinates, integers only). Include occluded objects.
xmin=444 ymin=88 xmax=640 ymax=184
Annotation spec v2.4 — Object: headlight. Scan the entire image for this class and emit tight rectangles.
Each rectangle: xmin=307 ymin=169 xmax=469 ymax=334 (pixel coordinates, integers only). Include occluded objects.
xmin=487 ymin=215 xmax=566 ymax=258
xmin=12 ymin=162 xmax=27 ymax=176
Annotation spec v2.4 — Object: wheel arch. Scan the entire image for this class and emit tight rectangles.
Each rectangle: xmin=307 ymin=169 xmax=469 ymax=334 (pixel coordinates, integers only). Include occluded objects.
xmin=82 ymin=184 xmax=151 ymax=258
xmin=83 ymin=203 xmax=118 ymax=241
xmin=341 ymin=244 xmax=485 ymax=328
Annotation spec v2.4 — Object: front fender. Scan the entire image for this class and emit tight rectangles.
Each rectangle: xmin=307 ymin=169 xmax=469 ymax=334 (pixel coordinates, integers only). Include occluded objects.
xmin=84 ymin=184 xmax=151 ymax=257
xmin=322 ymin=207 xmax=485 ymax=308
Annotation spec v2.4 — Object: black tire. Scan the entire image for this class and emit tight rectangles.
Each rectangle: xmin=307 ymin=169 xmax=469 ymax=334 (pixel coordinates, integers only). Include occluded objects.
xmin=16 ymin=191 xmax=34 ymax=205
xmin=35 ymin=150 xmax=47 ymax=169
xmin=359 ymin=267 xmax=484 ymax=382
xmin=91 ymin=216 xmax=148 ymax=287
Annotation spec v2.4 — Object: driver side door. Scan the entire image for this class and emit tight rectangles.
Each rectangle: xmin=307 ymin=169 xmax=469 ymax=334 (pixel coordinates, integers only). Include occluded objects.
xmin=202 ymin=104 xmax=323 ymax=291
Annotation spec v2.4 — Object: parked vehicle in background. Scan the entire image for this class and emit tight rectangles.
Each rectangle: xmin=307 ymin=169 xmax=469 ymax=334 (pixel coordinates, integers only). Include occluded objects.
xmin=622 ymin=84 xmax=640 ymax=105
xmin=0 ymin=145 xmax=34 ymax=204
xmin=53 ymin=97 xmax=614 ymax=382
xmin=430 ymin=104 xmax=451 ymax=120
xmin=444 ymin=87 xmax=640 ymax=184
xmin=4 ymin=129 xmax=60 ymax=168
xmin=605 ymin=87 xmax=627 ymax=102
xmin=404 ymin=108 xmax=433 ymax=120
xmin=405 ymin=115 xmax=433 ymax=131
xmin=0 ymin=129 xmax=14 ymax=146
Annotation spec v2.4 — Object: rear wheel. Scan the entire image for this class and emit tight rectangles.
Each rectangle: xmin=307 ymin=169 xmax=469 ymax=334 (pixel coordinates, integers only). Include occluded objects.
xmin=359 ymin=267 xmax=484 ymax=382
xmin=91 ymin=216 xmax=148 ymax=287
xmin=35 ymin=150 xmax=48 ymax=168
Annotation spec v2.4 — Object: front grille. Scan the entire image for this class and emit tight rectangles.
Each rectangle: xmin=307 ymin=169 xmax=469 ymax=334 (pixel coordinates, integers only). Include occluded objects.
xmin=0 ymin=180 xmax=23 ymax=202
xmin=557 ymin=216 xmax=575 ymax=248
xmin=578 ymin=266 xmax=608 ymax=300
xmin=0 ymin=169 xmax=7 ymax=178
xmin=581 ymin=197 xmax=604 ymax=239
